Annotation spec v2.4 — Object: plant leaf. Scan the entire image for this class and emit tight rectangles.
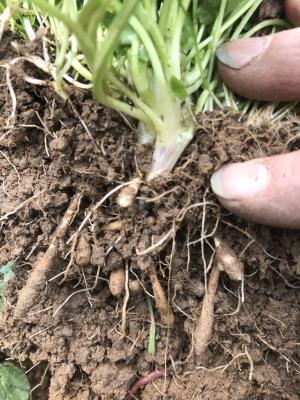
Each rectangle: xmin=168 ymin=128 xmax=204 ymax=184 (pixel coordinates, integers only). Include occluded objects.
xmin=0 ymin=363 xmax=30 ymax=400
xmin=170 ymin=76 xmax=188 ymax=101
xmin=0 ymin=261 xmax=14 ymax=310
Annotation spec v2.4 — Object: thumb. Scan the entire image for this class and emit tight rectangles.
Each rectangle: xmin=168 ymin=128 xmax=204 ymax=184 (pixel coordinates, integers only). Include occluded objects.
xmin=211 ymin=151 xmax=300 ymax=229
xmin=216 ymin=0 xmax=300 ymax=101
xmin=216 ymin=27 xmax=300 ymax=102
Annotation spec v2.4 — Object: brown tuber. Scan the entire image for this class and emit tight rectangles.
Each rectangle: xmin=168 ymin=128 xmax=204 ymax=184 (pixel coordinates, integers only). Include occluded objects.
xmin=193 ymin=264 xmax=220 ymax=356
xmin=214 ymin=236 xmax=243 ymax=281
xmin=109 ymin=268 xmax=126 ymax=297
xmin=116 ymin=178 xmax=140 ymax=208
xmin=128 ymin=279 xmax=142 ymax=294
xmin=149 ymin=263 xmax=174 ymax=326
xmin=14 ymin=194 xmax=81 ymax=320
xmin=106 ymin=219 xmax=125 ymax=231
xmin=75 ymin=235 xmax=92 ymax=266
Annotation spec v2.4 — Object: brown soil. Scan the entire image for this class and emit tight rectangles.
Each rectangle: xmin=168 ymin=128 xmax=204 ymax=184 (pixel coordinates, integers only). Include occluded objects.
xmin=0 ymin=32 xmax=300 ymax=400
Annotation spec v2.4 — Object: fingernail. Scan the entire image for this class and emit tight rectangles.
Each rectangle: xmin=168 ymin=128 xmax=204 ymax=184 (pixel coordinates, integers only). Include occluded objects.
xmin=211 ymin=163 xmax=269 ymax=200
xmin=216 ymin=36 xmax=271 ymax=69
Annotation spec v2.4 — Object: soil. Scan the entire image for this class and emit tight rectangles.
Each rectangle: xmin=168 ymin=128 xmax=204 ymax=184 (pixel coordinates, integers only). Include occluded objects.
xmin=258 ymin=0 xmax=284 ymax=20
xmin=0 ymin=31 xmax=300 ymax=400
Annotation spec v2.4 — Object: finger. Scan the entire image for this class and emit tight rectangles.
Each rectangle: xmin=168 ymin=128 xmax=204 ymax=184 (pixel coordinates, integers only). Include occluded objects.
xmin=216 ymin=27 xmax=300 ymax=102
xmin=210 ymin=151 xmax=300 ymax=229
xmin=285 ymin=0 xmax=300 ymax=27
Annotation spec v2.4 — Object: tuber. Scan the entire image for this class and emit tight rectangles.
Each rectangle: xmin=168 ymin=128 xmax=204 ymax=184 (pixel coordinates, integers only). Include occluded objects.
xmin=128 ymin=279 xmax=142 ymax=294
xmin=193 ymin=264 xmax=220 ymax=356
xmin=214 ymin=236 xmax=243 ymax=281
xmin=149 ymin=263 xmax=174 ymax=327
xmin=109 ymin=268 xmax=125 ymax=297
xmin=75 ymin=234 xmax=92 ymax=266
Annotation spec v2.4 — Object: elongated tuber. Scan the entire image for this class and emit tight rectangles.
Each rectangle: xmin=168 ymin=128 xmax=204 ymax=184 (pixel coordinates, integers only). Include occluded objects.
xmin=14 ymin=194 xmax=81 ymax=320
xmin=149 ymin=263 xmax=174 ymax=327
xmin=193 ymin=264 xmax=220 ymax=356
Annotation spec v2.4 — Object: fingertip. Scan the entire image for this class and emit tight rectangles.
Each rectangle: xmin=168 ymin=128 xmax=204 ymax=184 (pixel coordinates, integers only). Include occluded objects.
xmin=285 ymin=0 xmax=300 ymax=27
xmin=217 ymin=28 xmax=300 ymax=102
xmin=211 ymin=151 xmax=300 ymax=229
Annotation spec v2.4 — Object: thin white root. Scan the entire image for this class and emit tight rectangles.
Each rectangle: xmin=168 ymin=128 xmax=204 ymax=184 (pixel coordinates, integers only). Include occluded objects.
xmin=121 ymin=264 xmax=130 ymax=336
xmin=4 ymin=64 xmax=17 ymax=127
xmin=67 ymin=181 xmax=132 ymax=245
xmin=136 ymin=229 xmax=174 ymax=256
xmin=0 ymin=190 xmax=46 ymax=222
xmin=116 ymin=177 xmax=140 ymax=208
xmin=53 ymin=289 xmax=88 ymax=317
xmin=136 ymin=200 xmax=219 ymax=256
xmin=244 ymin=345 xmax=254 ymax=381
xmin=0 ymin=149 xmax=20 ymax=186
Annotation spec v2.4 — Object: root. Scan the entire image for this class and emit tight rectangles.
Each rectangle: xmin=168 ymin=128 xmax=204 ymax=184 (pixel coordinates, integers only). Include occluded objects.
xmin=149 ymin=263 xmax=174 ymax=327
xmin=14 ymin=194 xmax=81 ymax=319
xmin=121 ymin=264 xmax=130 ymax=336
xmin=0 ymin=190 xmax=46 ymax=222
xmin=67 ymin=181 xmax=132 ymax=245
xmin=136 ymin=200 xmax=218 ymax=256
xmin=196 ymin=345 xmax=254 ymax=380
xmin=124 ymin=370 xmax=164 ymax=400
xmin=4 ymin=65 xmax=17 ymax=128
xmin=193 ymin=264 xmax=220 ymax=357
xmin=0 ymin=149 xmax=20 ymax=186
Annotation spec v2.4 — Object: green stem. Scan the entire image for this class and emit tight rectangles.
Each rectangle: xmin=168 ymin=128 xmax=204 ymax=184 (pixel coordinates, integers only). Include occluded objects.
xmin=207 ymin=0 xmax=227 ymax=82
xmin=147 ymin=296 xmax=156 ymax=355
xmin=129 ymin=39 xmax=154 ymax=106
xmin=129 ymin=16 xmax=166 ymax=85
xmin=107 ymin=72 xmax=164 ymax=135
xmin=169 ymin=0 xmax=191 ymax=79
xmin=243 ymin=19 xmax=290 ymax=38
xmin=32 ymin=0 xmax=95 ymax=66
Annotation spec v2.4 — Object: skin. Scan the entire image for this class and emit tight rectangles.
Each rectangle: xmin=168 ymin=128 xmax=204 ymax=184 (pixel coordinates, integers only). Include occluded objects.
xmin=211 ymin=0 xmax=300 ymax=228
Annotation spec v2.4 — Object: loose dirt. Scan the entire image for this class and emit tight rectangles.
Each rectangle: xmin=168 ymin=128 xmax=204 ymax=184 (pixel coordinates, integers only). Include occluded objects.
xmin=0 ymin=32 xmax=299 ymax=400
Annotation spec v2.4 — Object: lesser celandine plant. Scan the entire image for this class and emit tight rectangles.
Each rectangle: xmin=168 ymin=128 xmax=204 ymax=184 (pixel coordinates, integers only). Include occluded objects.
xmin=1 ymin=0 xmax=288 ymax=179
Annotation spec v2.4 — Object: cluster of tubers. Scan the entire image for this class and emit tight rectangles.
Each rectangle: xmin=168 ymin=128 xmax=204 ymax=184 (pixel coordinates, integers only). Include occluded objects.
xmin=14 ymin=186 xmax=242 ymax=358
xmin=108 ymin=260 xmax=174 ymax=327
xmin=109 ymin=268 xmax=143 ymax=297
xmin=193 ymin=236 xmax=243 ymax=356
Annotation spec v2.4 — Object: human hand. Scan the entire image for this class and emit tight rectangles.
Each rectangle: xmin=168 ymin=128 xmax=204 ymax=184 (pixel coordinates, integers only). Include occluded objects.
xmin=211 ymin=0 xmax=300 ymax=228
